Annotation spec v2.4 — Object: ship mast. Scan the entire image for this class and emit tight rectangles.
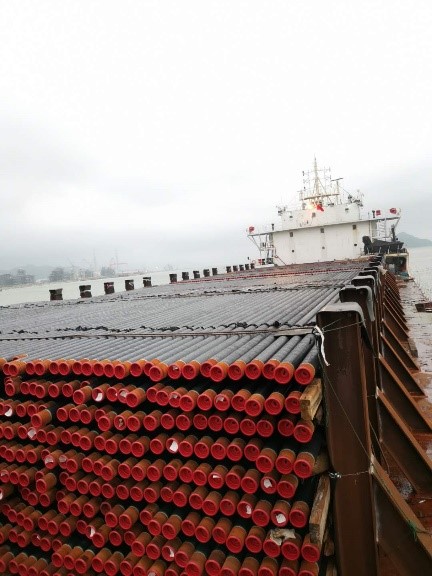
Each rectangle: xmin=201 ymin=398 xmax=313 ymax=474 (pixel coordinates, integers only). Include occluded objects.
xmin=299 ymin=158 xmax=340 ymax=208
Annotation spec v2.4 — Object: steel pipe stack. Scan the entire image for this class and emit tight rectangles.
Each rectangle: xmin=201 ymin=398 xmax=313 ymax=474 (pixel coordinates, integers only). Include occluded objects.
xmin=0 ymin=261 xmax=365 ymax=575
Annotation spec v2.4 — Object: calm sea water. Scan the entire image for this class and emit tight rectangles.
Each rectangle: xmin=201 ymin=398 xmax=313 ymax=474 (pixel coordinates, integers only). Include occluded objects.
xmin=0 ymin=269 xmax=200 ymax=306
xmin=1 ymin=247 xmax=431 ymax=306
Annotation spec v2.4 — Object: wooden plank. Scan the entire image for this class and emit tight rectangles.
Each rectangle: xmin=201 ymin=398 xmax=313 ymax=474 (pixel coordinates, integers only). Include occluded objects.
xmin=312 ymin=451 xmax=329 ymax=475
xmin=326 ymin=559 xmax=338 ymax=576
xmin=323 ymin=528 xmax=335 ymax=556
xmin=309 ymin=474 xmax=331 ymax=545
xmin=300 ymin=378 xmax=322 ymax=421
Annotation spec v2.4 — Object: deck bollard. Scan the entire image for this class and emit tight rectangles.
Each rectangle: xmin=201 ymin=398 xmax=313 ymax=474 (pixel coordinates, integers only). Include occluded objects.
xmin=79 ymin=285 xmax=92 ymax=298
xmin=104 ymin=282 xmax=115 ymax=295
xmin=49 ymin=289 xmax=63 ymax=301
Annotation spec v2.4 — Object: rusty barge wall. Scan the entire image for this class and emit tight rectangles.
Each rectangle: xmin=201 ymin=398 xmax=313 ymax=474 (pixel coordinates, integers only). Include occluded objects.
xmin=0 ymin=259 xmax=431 ymax=575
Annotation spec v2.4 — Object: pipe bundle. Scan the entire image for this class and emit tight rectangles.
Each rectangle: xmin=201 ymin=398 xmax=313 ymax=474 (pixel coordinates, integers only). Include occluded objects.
xmin=0 ymin=263 xmax=358 ymax=575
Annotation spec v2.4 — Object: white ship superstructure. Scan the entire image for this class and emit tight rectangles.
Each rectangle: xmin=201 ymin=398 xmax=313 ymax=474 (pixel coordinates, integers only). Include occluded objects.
xmin=247 ymin=160 xmax=402 ymax=266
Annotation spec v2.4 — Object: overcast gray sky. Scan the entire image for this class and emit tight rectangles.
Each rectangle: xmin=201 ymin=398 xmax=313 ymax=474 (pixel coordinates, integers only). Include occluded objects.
xmin=1 ymin=0 xmax=431 ymax=271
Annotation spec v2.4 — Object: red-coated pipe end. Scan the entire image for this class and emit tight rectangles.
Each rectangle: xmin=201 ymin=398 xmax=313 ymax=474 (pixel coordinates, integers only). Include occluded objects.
xmin=244 ymin=397 xmax=263 ymax=417
xmin=58 ymin=360 xmax=72 ymax=376
xmin=285 ymin=392 xmax=302 ymax=414
xmin=48 ymin=383 xmax=60 ymax=398
xmin=176 ymin=414 xmax=192 ymax=431
xmin=196 ymin=389 xmax=215 ymax=411
xmin=293 ymin=453 xmax=315 ymax=479
xmin=278 ymin=417 xmax=296 ymax=437
xmin=274 ymin=362 xmax=295 ymax=385
xmin=263 ymin=538 xmax=281 ymax=558
xmin=48 ymin=361 xmax=60 ymax=375
xmin=228 ymin=360 xmax=246 ymax=381
xmin=262 ymin=359 xmax=280 ymax=379
xmin=130 ymin=360 xmax=145 ymax=377
xmin=257 ymin=418 xmax=275 ymax=438
xmin=163 ymin=463 xmax=179 ymax=482
xmin=97 ymin=415 xmax=113 ymax=432
xmin=294 ymin=363 xmax=315 ymax=385
xmin=167 ymin=360 xmax=185 ymax=380
xmin=281 ymin=538 xmax=301 ymax=561
xmin=178 ymin=439 xmax=194 ymax=458
xmin=146 ymin=540 xmax=162 ymax=560
xmin=215 ymin=391 xmax=232 ymax=411
xmin=226 ymin=531 xmax=246 ymax=554
xmin=252 ymin=505 xmax=271 ymax=528
xmin=114 ymin=363 xmax=127 ymax=380
xmin=202 ymin=495 xmax=219 ymax=516
xmin=271 ymin=503 xmax=291 ymax=527
xmin=73 ymin=389 xmax=86 ymax=405
xmin=265 ymin=394 xmax=284 ymax=416
xmin=220 ymin=557 xmax=241 ymax=576
xmin=278 ymin=475 xmax=298 ymax=499
xmin=81 ymin=361 xmax=94 ymax=377
xmin=245 ymin=359 xmax=264 ymax=380
xmin=210 ymin=362 xmax=229 ymax=382
xmin=103 ymin=362 xmax=116 ymax=378
xmin=206 ymin=558 xmax=225 ymax=576
xmin=231 ymin=390 xmax=249 ymax=412
xmin=279 ymin=562 xmax=298 ymax=576
xmin=179 ymin=393 xmax=196 ymax=413
xmin=227 ymin=441 xmax=244 ymax=462
xmin=289 ymin=502 xmax=309 ymax=528
xmin=23 ymin=362 xmax=35 ymax=375
xmin=276 ymin=451 xmax=296 ymax=475
xmin=220 ymin=496 xmax=237 ymax=516
xmin=208 ymin=414 xmax=223 ymax=432
xmin=31 ymin=411 xmax=50 ymax=428
xmin=238 ymin=498 xmax=255 ymax=519
xmin=149 ymin=363 xmax=167 ymax=382
xmin=175 ymin=543 xmax=195 ymax=568
xmin=301 ymin=541 xmax=321 ymax=563
xmin=8 ymin=362 xmax=22 ymax=377
xmin=200 ymin=358 xmax=217 ymax=377
xmin=241 ymin=475 xmax=259 ymax=494
xmin=240 ymin=559 xmax=261 ymax=576
xmin=126 ymin=390 xmax=146 ymax=409
xmin=194 ymin=439 xmax=211 ymax=459
xmin=225 ymin=469 xmax=242 ymax=490
xmin=71 ymin=360 xmax=82 ymax=375
xmin=224 ymin=416 xmax=240 ymax=435
xmin=92 ymin=361 xmax=107 ymax=377
xmin=211 ymin=440 xmax=228 ymax=460
xmin=180 ymin=361 xmax=198 ymax=380
xmin=239 ymin=418 xmax=256 ymax=437
xmin=294 ymin=421 xmax=314 ymax=444
xmin=256 ymin=455 xmax=275 ymax=474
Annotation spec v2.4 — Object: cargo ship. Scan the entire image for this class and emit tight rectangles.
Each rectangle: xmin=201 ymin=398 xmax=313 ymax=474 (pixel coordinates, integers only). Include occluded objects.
xmin=0 ymin=164 xmax=431 ymax=575
xmin=247 ymin=159 xmax=406 ymax=271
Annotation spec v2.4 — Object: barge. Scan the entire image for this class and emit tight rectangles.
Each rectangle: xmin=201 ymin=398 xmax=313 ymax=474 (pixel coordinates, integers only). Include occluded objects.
xmin=0 ymin=164 xmax=430 ymax=576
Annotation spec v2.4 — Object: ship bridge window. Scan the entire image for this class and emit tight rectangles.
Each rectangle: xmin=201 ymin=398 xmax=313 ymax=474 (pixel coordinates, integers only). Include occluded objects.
xmin=312 ymin=212 xmax=316 ymax=218
xmin=289 ymin=232 xmax=293 ymax=237
xmin=320 ymin=228 xmax=324 ymax=233
xmin=352 ymin=224 xmax=357 ymax=230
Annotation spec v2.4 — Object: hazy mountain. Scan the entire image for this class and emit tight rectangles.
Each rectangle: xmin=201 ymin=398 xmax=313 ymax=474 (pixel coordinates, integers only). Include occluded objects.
xmin=398 ymin=232 xmax=432 ymax=248
xmin=0 ymin=264 xmax=55 ymax=280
